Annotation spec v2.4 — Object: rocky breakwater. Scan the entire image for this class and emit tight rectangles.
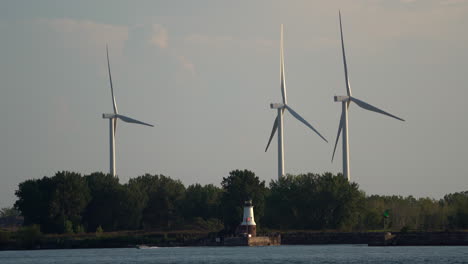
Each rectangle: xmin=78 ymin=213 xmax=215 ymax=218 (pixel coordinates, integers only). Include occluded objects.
xmin=282 ymin=232 xmax=384 ymax=245
xmin=223 ymin=235 xmax=281 ymax=246
xmin=369 ymin=231 xmax=468 ymax=246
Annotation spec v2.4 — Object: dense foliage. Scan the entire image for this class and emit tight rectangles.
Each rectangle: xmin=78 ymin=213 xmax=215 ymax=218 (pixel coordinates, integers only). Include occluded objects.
xmin=220 ymin=170 xmax=268 ymax=232
xmin=264 ymin=173 xmax=364 ymax=230
xmin=12 ymin=170 xmax=468 ymax=234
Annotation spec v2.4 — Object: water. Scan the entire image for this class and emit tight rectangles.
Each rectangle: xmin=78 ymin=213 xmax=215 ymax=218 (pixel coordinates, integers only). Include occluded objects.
xmin=1 ymin=245 xmax=468 ymax=264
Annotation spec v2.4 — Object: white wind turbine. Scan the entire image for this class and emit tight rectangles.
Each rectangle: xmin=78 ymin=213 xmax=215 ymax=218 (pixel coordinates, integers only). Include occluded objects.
xmin=332 ymin=12 xmax=405 ymax=181
xmin=102 ymin=46 xmax=154 ymax=177
xmin=265 ymin=25 xmax=328 ymax=180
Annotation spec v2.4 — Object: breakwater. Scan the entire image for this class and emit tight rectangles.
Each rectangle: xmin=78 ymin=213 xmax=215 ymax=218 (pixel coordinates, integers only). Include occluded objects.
xmin=2 ymin=231 xmax=468 ymax=250
xmin=281 ymin=231 xmax=468 ymax=246
xmin=282 ymin=231 xmax=383 ymax=245
xmin=368 ymin=231 xmax=468 ymax=246
xmin=223 ymin=235 xmax=281 ymax=246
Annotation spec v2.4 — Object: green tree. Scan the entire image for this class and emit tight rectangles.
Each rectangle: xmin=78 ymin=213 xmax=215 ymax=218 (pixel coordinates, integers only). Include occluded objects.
xmin=64 ymin=220 xmax=74 ymax=234
xmin=444 ymin=191 xmax=468 ymax=229
xmin=182 ymin=184 xmax=222 ymax=221
xmin=0 ymin=207 xmax=20 ymax=218
xmin=116 ymin=183 xmax=147 ymax=230
xmin=417 ymin=197 xmax=444 ymax=230
xmin=358 ymin=195 xmax=386 ymax=230
xmin=358 ymin=195 xmax=447 ymax=231
xmin=264 ymin=172 xmax=364 ymax=230
xmin=84 ymin=172 xmax=146 ymax=231
xmin=83 ymin=172 xmax=121 ymax=231
xmin=48 ymin=171 xmax=91 ymax=233
xmin=15 ymin=225 xmax=42 ymax=249
xmin=95 ymin=225 xmax=103 ymax=235
xmin=220 ymin=169 xmax=267 ymax=233
xmin=14 ymin=176 xmax=56 ymax=232
xmin=129 ymin=174 xmax=185 ymax=229
xmin=263 ymin=175 xmax=297 ymax=229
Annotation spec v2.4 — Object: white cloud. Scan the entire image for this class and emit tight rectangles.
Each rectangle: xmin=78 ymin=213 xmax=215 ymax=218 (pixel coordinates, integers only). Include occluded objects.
xmin=439 ymin=0 xmax=468 ymax=5
xmin=150 ymin=24 xmax=169 ymax=49
xmin=146 ymin=23 xmax=195 ymax=75
xmin=176 ymin=55 xmax=195 ymax=75
xmin=184 ymin=34 xmax=275 ymax=52
xmin=37 ymin=18 xmax=129 ymax=58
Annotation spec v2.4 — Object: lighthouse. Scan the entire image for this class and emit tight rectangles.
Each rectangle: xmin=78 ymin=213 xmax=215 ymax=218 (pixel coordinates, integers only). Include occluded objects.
xmin=224 ymin=199 xmax=280 ymax=245
xmin=239 ymin=200 xmax=256 ymax=237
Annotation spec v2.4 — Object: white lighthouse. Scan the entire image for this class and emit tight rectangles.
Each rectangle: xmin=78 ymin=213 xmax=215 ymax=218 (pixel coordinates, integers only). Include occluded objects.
xmin=239 ymin=200 xmax=256 ymax=237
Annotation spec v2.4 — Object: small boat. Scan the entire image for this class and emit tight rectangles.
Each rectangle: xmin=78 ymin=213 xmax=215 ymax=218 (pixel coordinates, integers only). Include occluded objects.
xmin=136 ymin=245 xmax=159 ymax=249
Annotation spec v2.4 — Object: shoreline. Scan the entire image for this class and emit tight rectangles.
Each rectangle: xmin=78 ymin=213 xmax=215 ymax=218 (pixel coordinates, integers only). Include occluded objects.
xmin=2 ymin=230 xmax=468 ymax=250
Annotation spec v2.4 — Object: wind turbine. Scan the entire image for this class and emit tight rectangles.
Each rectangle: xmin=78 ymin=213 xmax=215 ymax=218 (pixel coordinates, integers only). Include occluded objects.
xmin=265 ymin=24 xmax=328 ymax=180
xmin=331 ymin=12 xmax=405 ymax=181
xmin=102 ymin=46 xmax=154 ymax=177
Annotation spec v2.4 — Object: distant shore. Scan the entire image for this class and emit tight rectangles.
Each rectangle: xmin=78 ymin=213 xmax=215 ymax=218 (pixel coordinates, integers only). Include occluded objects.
xmin=2 ymin=230 xmax=468 ymax=250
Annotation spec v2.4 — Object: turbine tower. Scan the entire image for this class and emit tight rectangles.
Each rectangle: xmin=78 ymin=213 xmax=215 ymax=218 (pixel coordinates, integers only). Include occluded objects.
xmin=102 ymin=46 xmax=154 ymax=177
xmin=265 ymin=25 xmax=328 ymax=180
xmin=332 ymin=12 xmax=405 ymax=181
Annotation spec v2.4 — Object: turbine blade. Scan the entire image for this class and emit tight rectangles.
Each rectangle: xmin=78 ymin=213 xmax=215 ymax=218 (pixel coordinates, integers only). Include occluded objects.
xmin=285 ymin=105 xmax=328 ymax=143
xmin=107 ymin=45 xmax=118 ymax=114
xmin=280 ymin=24 xmax=287 ymax=104
xmin=265 ymin=116 xmax=278 ymax=152
xmin=331 ymin=111 xmax=344 ymax=162
xmin=350 ymin=96 xmax=405 ymax=122
xmin=116 ymin=114 xmax=154 ymax=127
xmin=114 ymin=118 xmax=117 ymax=136
xmin=339 ymin=11 xmax=352 ymax=97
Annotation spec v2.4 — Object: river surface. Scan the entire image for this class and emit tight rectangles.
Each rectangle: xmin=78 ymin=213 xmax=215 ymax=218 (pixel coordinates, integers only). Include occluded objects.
xmin=1 ymin=245 xmax=468 ymax=263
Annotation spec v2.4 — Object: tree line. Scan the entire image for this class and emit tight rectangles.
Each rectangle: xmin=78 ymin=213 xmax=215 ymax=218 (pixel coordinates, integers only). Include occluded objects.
xmin=12 ymin=170 xmax=468 ymax=234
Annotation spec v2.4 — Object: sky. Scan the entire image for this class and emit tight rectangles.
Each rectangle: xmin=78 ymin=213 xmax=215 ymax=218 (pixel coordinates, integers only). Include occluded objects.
xmin=1 ymin=0 xmax=468 ymax=208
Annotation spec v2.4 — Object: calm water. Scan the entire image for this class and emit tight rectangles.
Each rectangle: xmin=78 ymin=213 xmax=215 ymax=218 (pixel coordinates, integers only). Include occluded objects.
xmin=1 ymin=245 xmax=468 ymax=264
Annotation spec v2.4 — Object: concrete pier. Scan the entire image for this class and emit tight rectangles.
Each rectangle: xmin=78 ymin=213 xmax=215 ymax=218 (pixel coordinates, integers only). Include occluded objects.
xmin=223 ymin=235 xmax=281 ymax=246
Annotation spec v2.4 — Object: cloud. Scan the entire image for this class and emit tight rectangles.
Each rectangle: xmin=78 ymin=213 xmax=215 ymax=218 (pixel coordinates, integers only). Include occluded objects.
xmin=176 ymin=55 xmax=195 ymax=75
xmin=146 ymin=24 xmax=195 ymax=75
xmin=150 ymin=24 xmax=169 ymax=49
xmin=184 ymin=34 xmax=275 ymax=52
xmin=37 ymin=19 xmax=194 ymax=76
xmin=36 ymin=18 xmax=129 ymax=58
xmin=439 ymin=0 xmax=468 ymax=5
xmin=185 ymin=34 xmax=234 ymax=47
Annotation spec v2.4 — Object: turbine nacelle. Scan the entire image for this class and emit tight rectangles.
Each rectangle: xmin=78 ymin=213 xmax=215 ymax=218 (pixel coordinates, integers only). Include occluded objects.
xmin=270 ymin=103 xmax=285 ymax=109
xmin=102 ymin=113 xmax=116 ymax=119
xmin=334 ymin=95 xmax=350 ymax=102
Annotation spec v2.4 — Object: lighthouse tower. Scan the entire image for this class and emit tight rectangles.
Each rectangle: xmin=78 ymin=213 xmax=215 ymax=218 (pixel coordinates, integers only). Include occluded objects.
xmin=239 ymin=200 xmax=256 ymax=237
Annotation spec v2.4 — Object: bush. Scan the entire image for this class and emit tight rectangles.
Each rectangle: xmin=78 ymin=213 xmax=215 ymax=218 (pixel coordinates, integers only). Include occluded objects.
xmin=0 ymin=230 xmax=12 ymax=244
xmin=184 ymin=217 xmax=224 ymax=231
xmin=400 ymin=226 xmax=409 ymax=233
xmin=95 ymin=225 xmax=103 ymax=236
xmin=15 ymin=225 xmax=42 ymax=249
xmin=64 ymin=220 xmax=74 ymax=234
xmin=74 ymin=224 xmax=85 ymax=234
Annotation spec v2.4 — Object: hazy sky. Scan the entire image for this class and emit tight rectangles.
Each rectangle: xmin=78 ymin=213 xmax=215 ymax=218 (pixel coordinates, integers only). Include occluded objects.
xmin=1 ymin=0 xmax=468 ymax=208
